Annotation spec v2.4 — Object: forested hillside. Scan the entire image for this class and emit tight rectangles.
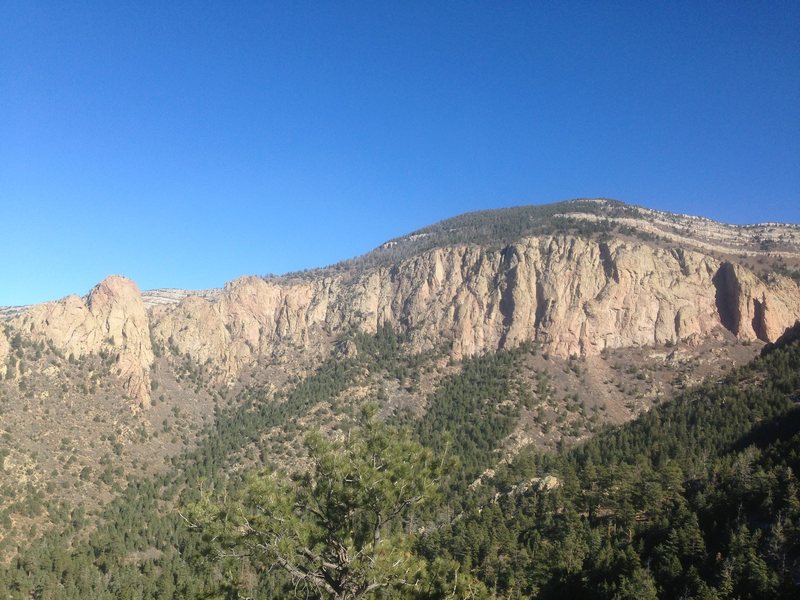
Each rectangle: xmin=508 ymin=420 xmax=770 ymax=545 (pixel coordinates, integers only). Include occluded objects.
xmin=423 ymin=329 xmax=800 ymax=599
xmin=2 ymin=324 xmax=799 ymax=598
xmin=311 ymin=199 xmax=639 ymax=275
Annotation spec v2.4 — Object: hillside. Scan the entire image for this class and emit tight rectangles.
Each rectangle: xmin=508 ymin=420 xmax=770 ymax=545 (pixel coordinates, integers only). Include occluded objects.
xmin=303 ymin=198 xmax=800 ymax=275
xmin=421 ymin=325 xmax=800 ymax=599
xmin=1 ymin=198 xmax=800 ymax=597
xmin=1 ymin=314 xmax=798 ymax=597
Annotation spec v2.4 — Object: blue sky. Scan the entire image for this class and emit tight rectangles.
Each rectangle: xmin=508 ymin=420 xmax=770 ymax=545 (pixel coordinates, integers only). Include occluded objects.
xmin=2 ymin=1 xmax=798 ymax=306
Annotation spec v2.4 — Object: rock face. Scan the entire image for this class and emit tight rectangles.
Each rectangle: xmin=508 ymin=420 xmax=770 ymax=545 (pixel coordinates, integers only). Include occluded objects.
xmin=761 ymin=320 xmax=800 ymax=355
xmin=12 ymin=276 xmax=154 ymax=407
xmin=711 ymin=262 xmax=800 ymax=343
xmin=152 ymin=235 xmax=800 ymax=380
xmin=5 ymin=217 xmax=800 ymax=407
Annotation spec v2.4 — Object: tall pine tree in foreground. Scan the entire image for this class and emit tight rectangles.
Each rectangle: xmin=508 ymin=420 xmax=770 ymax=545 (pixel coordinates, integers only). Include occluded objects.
xmin=186 ymin=406 xmax=487 ymax=599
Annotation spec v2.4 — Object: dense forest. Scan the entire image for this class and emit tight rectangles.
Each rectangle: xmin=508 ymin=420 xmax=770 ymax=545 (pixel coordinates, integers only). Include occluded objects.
xmin=421 ymin=334 xmax=800 ymax=598
xmin=1 ymin=325 xmax=799 ymax=598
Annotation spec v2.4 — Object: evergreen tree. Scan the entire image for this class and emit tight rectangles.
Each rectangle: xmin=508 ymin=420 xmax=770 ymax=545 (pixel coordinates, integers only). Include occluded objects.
xmin=186 ymin=406 xmax=467 ymax=599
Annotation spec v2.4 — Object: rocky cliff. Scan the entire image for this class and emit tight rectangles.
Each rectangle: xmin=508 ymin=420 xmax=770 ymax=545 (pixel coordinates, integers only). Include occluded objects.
xmin=151 ymin=235 xmax=800 ymax=381
xmin=10 ymin=276 xmax=154 ymax=408
xmin=4 ymin=202 xmax=800 ymax=408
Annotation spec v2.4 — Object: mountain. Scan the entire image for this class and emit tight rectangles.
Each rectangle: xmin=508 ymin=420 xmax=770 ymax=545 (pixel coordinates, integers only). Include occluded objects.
xmin=2 ymin=198 xmax=800 ymax=597
xmin=3 ymin=199 xmax=799 ymax=411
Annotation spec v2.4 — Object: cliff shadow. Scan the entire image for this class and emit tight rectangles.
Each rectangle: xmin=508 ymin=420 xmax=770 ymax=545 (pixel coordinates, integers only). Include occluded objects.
xmin=712 ymin=262 xmax=741 ymax=335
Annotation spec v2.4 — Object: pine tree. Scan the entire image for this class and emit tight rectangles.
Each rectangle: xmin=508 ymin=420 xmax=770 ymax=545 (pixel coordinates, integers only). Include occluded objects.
xmin=186 ymin=405 xmax=457 ymax=599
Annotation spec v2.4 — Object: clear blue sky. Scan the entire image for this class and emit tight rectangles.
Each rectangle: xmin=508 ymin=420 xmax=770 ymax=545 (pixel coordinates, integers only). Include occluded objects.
xmin=2 ymin=1 xmax=798 ymax=306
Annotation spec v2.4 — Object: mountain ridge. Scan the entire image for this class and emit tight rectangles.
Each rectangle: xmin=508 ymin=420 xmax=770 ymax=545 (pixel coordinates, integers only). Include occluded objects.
xmin=3 ymin=199 xmax=800 ymax=588
xmin=3 ymin=199 xmax=800 ymax=409
xmin=3 ymin=197 xmax=799 ymax=313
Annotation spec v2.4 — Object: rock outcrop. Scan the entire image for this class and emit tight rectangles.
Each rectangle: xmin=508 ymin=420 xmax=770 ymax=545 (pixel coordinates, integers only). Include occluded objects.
xmin=152 ymin=235 xmax=800 ymax=380
xmin=6 ymin=211 xmax=800 ymax=406
xmin=711 ymin=262 xmax=800 ymax=343
xmin=13 ymin=276 xmax=154 ymax=407
xmin=761 ymin=320 xmax=800 ymax=355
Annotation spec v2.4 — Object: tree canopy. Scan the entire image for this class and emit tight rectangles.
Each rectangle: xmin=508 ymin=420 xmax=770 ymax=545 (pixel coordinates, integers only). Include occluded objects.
xmin=186 ymin=406 xmax=485 ymax=599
